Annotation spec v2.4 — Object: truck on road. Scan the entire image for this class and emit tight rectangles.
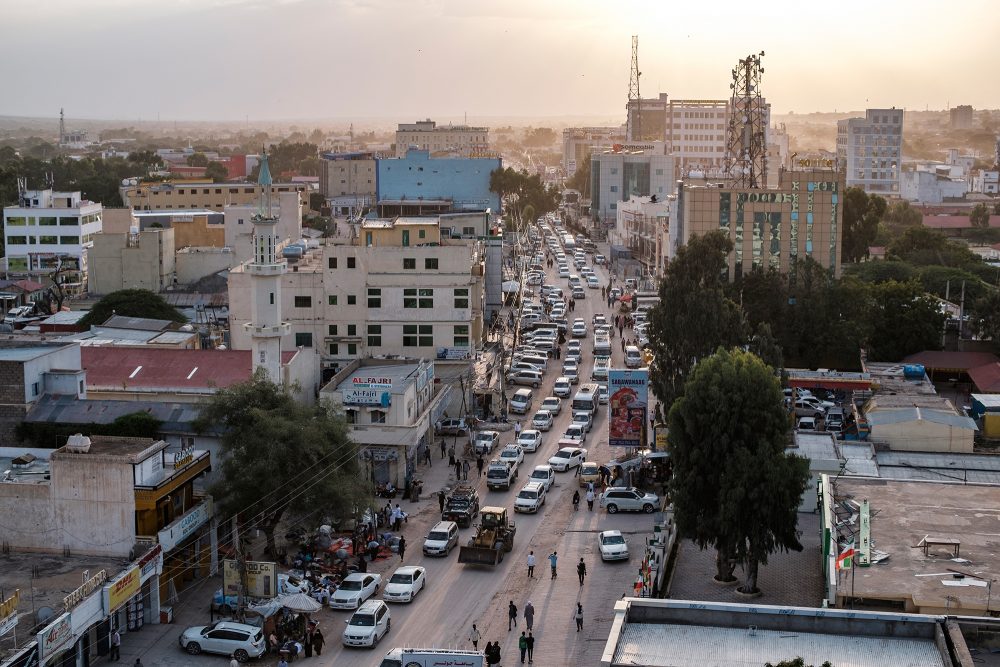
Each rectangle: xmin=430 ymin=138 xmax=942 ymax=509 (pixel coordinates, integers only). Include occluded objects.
xmin=380 ymin=648 xmax=485 ymax=667
xmin=485 ymin=459 xmax=518 ymax=491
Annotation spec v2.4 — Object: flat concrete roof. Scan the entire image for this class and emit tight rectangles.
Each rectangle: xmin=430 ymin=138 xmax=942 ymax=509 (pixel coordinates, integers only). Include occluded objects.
xmin=51 ymin=435 xmax=166 ymax=462
xmin=0 ymin=343 xmax=74 ymax=361
xmin=832 ymin=477 xmax=1000 ymax=614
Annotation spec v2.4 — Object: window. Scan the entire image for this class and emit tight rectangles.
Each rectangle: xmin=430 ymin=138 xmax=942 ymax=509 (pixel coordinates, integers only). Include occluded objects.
xmin=328 ymin=257 xmax=337 ymax=269
xmin=609 ymin=186 xmax=618 ymax=193
xmin=6 ymin=236 xmax=26 ymax=245
xmin=38 ymin=216 xmax=57 ymax=226
xmin=403 ymin=324 xmax=433 ymax=347
xmin=5 ymin=217 xmax=25 ymax=226
xmin=294 ymin=296 xmax=312 ymax=308
xmin=215 ymin=188 xmax=222 ymax=194
xmin=59 ymin=236 xmax=79 ymax=245
xmin=347 ymin=294 xmax=356 ymax=305
xmin=403 ymin=288 xmax=433 ymax=308
xmin=367 ymin=324 xmax=381 ymax=347
xmin=425 ymin=258 xmax=438 ymax=270
xmin=418 ymin=229 xmax=426 ymax=239
xmin=347 ymin=324 xmax=357 ymax=336
xmin=328 ymin=324 xmax=338 ymax=335
xmin=463 ymin=226 xmax=476 ymax=236
xmin=328 ymin=295 xmax=338 ymax=305
xmin=31 ymin=382 xmax=39 ymax=397
xmin=347 ymin=343 xmax=357 ymax=355
xmin=454 ymin=288 xmax=469 ymax=308
xmin=347 ymin=257 xmax=356 ymax=269
xmin=370 ymin=410 xmax=387 ymax=424
xmin=454 ymin=325 xmax=470 ymax=347
xmin=39 ymin=235 xmax=57 ymax=244
xmin=367 ymin=288 xmax=381 ymax=308
xmin=403 ymin=258 xmax=416 ymax=270
xmin=294 ymin=332 xmax=313 ymax=347
xmin=329 ymin=343 xmax=339 ymax=354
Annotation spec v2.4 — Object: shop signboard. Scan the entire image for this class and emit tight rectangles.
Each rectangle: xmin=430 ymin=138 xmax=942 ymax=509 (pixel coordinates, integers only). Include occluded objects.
xmin=436 ymin=347 xmax=470 ymax=360
xmin=37 ymin=612 xmax=72 ymax=659
xmin=0 ymin=612 xmax=17 ymax=636
xmin=344 ymin=375 xmax=393 ymax=407
xmin=139 ymin=543 xmax=163 ymax=579
xmin=104 ymin=566 xmax=141 ymax=613
xmin=157 ymin=498 xmax=213 ymax=552
xmin=223 ymin=560 xmax=277 ymax=599
xmin=63 ymin=571 xmax=107 ymax=610
xmin=608 ymin=369 xmax=648 ymax=448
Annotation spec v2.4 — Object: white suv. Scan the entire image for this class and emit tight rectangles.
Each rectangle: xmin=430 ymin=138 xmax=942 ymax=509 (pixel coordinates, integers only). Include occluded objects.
xmin=514 ymin=481 xmax=547 ymax=513
xmin=342 ymin=599 xmax=391 ymax=648
xmin=179 ymin=622 xmax=266 ymax=661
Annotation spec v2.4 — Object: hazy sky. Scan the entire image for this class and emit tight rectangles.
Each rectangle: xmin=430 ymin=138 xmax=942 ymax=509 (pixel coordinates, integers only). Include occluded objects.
xmin=1 ymin=0 xmax=997 ymax=122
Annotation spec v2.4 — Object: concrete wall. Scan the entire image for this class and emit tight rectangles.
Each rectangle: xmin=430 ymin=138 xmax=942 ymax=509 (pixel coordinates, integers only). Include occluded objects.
xmin=0 ymin=481 xmax=54 ymax=551
xmin=873 ymin=420 xmax=975 ymax=454
xmin=172 ymin=214 xmax=226 ymax=248
xmin=377 ymin=150 xmax=501 ymax=212
xmin=89 ymin=228 xmax=176 ymax=295
xmin=50 ymin=452 xmax=137 ymax=556
xmin=175 ymin=246 xmax=235 ymax=284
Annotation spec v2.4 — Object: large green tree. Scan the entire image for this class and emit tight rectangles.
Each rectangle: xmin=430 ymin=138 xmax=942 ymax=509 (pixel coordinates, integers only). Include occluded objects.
xmin=646 ymin=231 xmax=747 ymax=418
xmin=971 ymin=289 xmax=1000 ymax=349
xmin=199 ymin=372 xmax=369 ymax=557
xmin=79 ymin=289 xmax=187 ymax=328
xmin=489 ymin=167 xmax=560 ymax=229
xmin=970 ymin=203 xmax=991 ymax=228
xmin=841 ymin=187 xmax=887 ymax=262
xmin=565 ymin=152 xmax=591 ymax=196
xmin=204 ymin=161 xmax=229 ymax=183
xmin=668 ymin=348 xmax=809 ymax=591
xmin=866 ymin=280 xmax=946 ymax=361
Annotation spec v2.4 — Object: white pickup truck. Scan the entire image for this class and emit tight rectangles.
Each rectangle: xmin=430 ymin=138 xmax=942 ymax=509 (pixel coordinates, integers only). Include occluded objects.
xmin=380 ymin=648 xmax=485 ymax=667
xmin=486 ymin=459 xmax=518 ymax=491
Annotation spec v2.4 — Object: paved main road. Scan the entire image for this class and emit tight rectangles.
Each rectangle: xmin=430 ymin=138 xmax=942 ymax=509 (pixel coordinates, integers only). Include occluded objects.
xmin=128 ymin=238 xmax=654 ymax=667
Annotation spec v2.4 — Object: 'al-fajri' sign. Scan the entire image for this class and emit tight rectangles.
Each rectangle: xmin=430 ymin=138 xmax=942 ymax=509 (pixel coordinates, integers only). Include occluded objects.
xmin=344 ymin=375 xmax=393 ymax=407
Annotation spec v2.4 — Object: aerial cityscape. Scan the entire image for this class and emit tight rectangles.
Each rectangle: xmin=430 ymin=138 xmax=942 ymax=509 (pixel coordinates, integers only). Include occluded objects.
xmin=0 ymin=2 xmax=999 ymax=667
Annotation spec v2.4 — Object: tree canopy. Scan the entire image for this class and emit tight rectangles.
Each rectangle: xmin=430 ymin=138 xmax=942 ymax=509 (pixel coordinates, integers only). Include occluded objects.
xmin=668 ymin=348 xmax=810 ymax=593
xmin=204 ymin=161 xmax=229 ymax=183
xmin=198 ymin=371 xmax=369 ymax=556
xmin=489 ymin=167 xmax=560 ymax=230
xmin=78 ymin=289 xmax=187 ymax=328
xmin=841 ymin=187 xmax=887 ymax=262
xmin=970 ymin=203 xmax=991 ymax=228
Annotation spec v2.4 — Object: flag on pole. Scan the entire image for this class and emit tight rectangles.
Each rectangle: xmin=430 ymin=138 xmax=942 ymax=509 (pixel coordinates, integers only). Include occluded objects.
xmin=836 ymin=543 xmax=857 ymax=570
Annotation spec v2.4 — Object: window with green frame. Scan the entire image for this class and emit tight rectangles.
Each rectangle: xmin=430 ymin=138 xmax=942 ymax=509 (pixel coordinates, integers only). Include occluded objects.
xmin=367 ymin=288 xmax=381 ymax=308
xmin=403 ymin=288 xmax=433 ymax=309
xmin=347 ymin=343 xmax=357 ymax=355
xmin=367 ymin=324 xmax=381 ymax=347
xmin=403 ymin=324 xmax=433 ymax=346
xmin=454 ymin=325 xmax=469 ymax=347
xmin=294 ymin=332 xmax=313 ymax=347
xmin=328 ymin=295 xmax=338 ymax=305
xmin=454 ymin=288 xmax=469 ymax=308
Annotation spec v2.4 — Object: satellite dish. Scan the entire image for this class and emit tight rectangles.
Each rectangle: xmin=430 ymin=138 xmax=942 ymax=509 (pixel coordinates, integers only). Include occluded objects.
xmin=36 ymin=607 xmax=55 ymax=624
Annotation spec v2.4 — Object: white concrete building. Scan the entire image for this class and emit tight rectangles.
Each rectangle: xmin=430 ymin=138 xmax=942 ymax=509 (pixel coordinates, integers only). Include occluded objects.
xmin=562 ymin=126 xmax=625 ymax=177
xmin=836 ymin=108 xmax=904 ymax=195
xmin=224 ymin=190 xmax=302 ymax=264
xmin=590 ymin=143 xmax=675 ymax=224
xmin=971 ymin=168 xmax=999 ymax=194
xmin=2 ymin=189 xmax=103 ymax=293
xmin=614 ymin=195 xmax=675 ymax=275
xmin=321 ymin=359 xmax=448 ymax=487
xmin=901 ymin=168 xmax=969 ymax=204
xmin=227 ymin=217 xmax=485 ymax=374
xmin=395 ymin=120 xmax=490 ymax=157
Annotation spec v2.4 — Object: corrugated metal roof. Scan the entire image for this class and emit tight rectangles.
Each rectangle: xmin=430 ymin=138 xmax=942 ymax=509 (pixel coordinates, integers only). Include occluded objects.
xmin=612 ymin=622 xmax=945 ymax=667
xmin=973 ymin=393 xmax=1000 ymax=409
xmin=840 ymin=443 xmax=879 ymax=477
xmin=791 ymin=432 xmax=838 ymax=462
xmin=867 ymin=407 xmax=977 ymax=430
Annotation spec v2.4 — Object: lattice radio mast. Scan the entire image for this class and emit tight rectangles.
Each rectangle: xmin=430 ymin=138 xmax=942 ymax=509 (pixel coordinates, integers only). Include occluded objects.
xmin=724 ymin=52 xmax=768 ymax=189
xmin=627 ymin=35 xmax=642 ymax=142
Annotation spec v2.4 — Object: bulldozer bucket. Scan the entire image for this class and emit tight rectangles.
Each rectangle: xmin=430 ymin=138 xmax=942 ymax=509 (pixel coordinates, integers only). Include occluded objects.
xmin=458 ymin=545 xmax=502 ymax=565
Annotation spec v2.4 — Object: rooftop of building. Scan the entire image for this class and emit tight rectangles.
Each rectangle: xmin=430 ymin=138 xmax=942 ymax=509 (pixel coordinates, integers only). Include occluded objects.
xmin=790 ymin=431 xmax=839 ymax=462
xmin=25 ymin=394 xmax=215 ymax=435
xmin=39 ymin=310 xmax=88 ymax=326
xmin=864 ymin=361 xmax=938 ymax=396
xmin=603 ymin=598 xmax=953 ymax=667
xmin=866 ymin=406 xmax=977 ymax=429
xmin=51 ymin=434 xmax=167 ymax=462
xmin=82 ymin=347 xmax=296 ymax=392
xmin=830 ymin=476 xmax=1000 ymax=614
xmin=329 ymin=360 xmax=430 ymax=395
xmin=0 ymin=341 xmax=77 ymax=362
xmin=903 ymin=350 xmax=1000 ymax=372
xmin=787 ymin=367 xmax=874 ymax=391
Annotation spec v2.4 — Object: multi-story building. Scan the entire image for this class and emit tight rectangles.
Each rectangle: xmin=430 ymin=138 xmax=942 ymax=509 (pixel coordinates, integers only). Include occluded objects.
xmin=227 ymin=216 xmax=485 ymax=375
xmin=626 ymin=93 xmax=670 ymax=142
xmin=678 ymin=168 xmax=846 ymax=279
xmin=376 ymin=149 xmax=502 ymax=216
xmin=2 ymin=189 xmax=103 ymax=292
xmin=319 ymin=151 xmax=377 ymax=216
xmin=950 ymin=105 xmax=973 ymax=130
xmin=120 ymin=179 xmax=310 ymax=212
xmin=971 ymin=168 xmax=999 ymax=194
xmin=836 ymin=108 xmax=904 ymax=195
xmin=394 ymin=119 xmax=489 ymax=157
xmin=614 ymin=195 xmax=675 ymax=275
xmin=590 ymin=143 xmax=675 ymax=223
xmin=224 ymin=191 xmax=302 ymax=263
xmin=900 ymin=168 xmax=969 ymax=204
xmin=562 ymin=126 xmax=625 ymax=177
xmin=89 ymin=226 xmax=177 ymax=296
xmin=321 ymin=358 xmax=448 ymax=487
xmin=0 ymin=340 xmax=84 ymax=443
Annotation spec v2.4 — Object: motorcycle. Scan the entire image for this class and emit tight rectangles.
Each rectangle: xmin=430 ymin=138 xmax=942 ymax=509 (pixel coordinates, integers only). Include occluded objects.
xmin=375 ymin=483 xmax=398 ymax=499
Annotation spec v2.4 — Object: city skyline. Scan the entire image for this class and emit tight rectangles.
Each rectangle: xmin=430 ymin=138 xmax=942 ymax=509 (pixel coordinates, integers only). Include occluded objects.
xmin=0 ymin=0 xmax=998 ymax=122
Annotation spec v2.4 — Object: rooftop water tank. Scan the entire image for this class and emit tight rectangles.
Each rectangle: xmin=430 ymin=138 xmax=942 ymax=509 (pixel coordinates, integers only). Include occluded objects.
xmin=903 ymin=364 xmax=925 ymax=379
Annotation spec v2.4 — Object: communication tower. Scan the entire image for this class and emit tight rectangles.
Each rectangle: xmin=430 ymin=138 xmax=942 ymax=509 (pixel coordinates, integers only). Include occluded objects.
xmin=724 ymin=52 xmax=768 ymax=189
xmin=627 ymin=35 xmax=641 ymax=142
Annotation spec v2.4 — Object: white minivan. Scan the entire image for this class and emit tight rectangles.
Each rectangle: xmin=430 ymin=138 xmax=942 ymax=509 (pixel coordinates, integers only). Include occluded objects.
xmin=514 ymin=481 xmax=546 ymax=513
xmin=510 ymin=388 xmax=534 ymax=415
xmin=624 ymin=346 xmax=644 ymax=368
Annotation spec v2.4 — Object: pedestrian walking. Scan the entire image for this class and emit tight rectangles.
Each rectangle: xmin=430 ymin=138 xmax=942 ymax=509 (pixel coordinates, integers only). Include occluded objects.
xmin=527 ymin=551 xmax=535 ymax=578
xmin=469 ymin=624 xmax=481 ymax=650
xmin=449 ymin=445 xmax=456 ymax=465
xmin=519 ymin=632 xmax=528 ymax=663
xmin=514 ymin=421 xmax=522 ymax=437
xmin=440 ymin=439 xmax=447 ymax=459
xmin=476 ymin=455 xmax=485 ymax=476
xmin=438 ymin=490 xmax=446 ymax=513
xmin=304 ymin=626 xmax=314 ymax=657
xmin=575 ymin=603 xmax=584 ymax=631
xmin=524 ymin=600 xmax=534 ymax=630
xmin=549 ymin=551 xmax=558 ymax=579
xmin=425 ymin=447 xmax=433 ymax=466
xmin=463 ymin=459 xmax=471 ymax=480
xmin=312 ymin=627 xmax=325 ymax=656
xmin=526 ymin=632 xmax=535 ymax=663
xmin=110 ymin=630 xmax=121 ymax=661
xmin=508 ymin=600 xmax=518 ymax=630
xmin=577 ymin=558 xmax=587 ymax=585
xmin=455 ymin=459 xmax=462 ymax=479
xmin=586 ymin=488 xmax=595 ymax=511
xmin=398 ymin=536 xmax=406 ymax=560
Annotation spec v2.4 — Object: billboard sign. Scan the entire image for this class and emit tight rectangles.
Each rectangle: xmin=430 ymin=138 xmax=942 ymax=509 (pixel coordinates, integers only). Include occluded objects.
xmin=105 ymin=566 xmax=140 ymax=612
xmin=223 ymin=560 xmax=277 ymax=599
xmin=344 ymin=375 xmax=393 ymax=407
xmin=609 ymin=369 xmax=648 ymax=448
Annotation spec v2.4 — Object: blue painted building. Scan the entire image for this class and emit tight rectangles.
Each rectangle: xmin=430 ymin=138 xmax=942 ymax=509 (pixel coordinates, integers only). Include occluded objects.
xmin=376 ymin=149 xmax=501 ymax=217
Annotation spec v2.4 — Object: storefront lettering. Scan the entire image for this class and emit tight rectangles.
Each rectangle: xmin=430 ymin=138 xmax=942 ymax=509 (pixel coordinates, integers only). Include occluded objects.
xmin=105 ymin=566 xmax=141 ymax=612
xmin=0 ymin=590 xmax=19 ymax=621
xmin=63 ymin=570 xmax=107 ymax=610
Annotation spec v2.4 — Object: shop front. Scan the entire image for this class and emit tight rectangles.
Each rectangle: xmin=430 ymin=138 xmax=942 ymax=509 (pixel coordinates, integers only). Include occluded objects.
xmin=156 ymin=496 xmax=217 ymax=607
xmin=361 ymin=446 xmax=400 ymax=486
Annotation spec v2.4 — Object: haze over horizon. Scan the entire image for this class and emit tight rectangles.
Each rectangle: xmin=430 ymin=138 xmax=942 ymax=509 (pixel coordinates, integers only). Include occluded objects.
xmin=1 ymin=0 xmax=997 ymax=123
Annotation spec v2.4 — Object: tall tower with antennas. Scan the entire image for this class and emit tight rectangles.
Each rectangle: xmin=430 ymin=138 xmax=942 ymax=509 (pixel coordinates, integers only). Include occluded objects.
xmin=627 ymin=35 xmax=642 ymax=142
xmin=59 ymin=108 xmax=66 ymax=146
xmin=724 ymin=52 xmax=768 ymax=189
xmin=243 ymin=150 xmax=290 ymax=383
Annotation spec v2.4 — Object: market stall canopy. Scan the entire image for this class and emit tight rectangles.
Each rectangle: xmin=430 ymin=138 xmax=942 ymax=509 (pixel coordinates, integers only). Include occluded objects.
xmin=279 ymin=593 xmax=323 ymax=613
xmin=502 ymin=280 xmax=521 ymax=294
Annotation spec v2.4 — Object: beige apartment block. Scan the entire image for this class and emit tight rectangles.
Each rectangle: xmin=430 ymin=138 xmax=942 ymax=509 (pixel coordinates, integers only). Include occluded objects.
xmin=394 ymin=119 xmax=489 ymax=157
xmin=680 ymin=169 xmax=845 ymax=279
xmin=320 ymin=154 xmax=377 ymax=198
xmin=121 ymin=179 xmax=309 ymax=212
xmin=87 ymin=227 xmax=176 ymax=296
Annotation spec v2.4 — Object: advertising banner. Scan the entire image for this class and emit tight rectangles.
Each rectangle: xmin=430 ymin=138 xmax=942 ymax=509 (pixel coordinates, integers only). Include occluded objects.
xmin=223 ymin=560 xmax=277 ymax=599
xmin=344 ymin=375 xmax=393 ymax=406
xmin=105 ymin=566 xmax=140 ymax=613
xmin=609 ymin=369 xmax=648 ymax=448
xmin=37 ymin=613 xmax=72 ymax=659
xmin=157 ymin=498 xmax=212 ymax=552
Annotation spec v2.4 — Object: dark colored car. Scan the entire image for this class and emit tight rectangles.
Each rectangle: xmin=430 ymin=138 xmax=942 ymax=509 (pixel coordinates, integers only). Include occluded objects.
xmin=442 ymin=484 xmax=480 ymax=528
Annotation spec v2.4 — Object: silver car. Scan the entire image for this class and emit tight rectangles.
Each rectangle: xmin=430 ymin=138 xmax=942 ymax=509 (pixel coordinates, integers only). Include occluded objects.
xmin=599 ymin=487 xmax=660 ymax=514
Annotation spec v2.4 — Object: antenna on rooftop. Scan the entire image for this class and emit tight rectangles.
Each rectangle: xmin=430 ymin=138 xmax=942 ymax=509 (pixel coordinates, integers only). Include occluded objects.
xmin=627 ymin=36 xmax=642 ymax=141
xmin=724 ymin=51 xmax=768 ymax=189
xmin=59 ymin=108 xmax=66 ymax=145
